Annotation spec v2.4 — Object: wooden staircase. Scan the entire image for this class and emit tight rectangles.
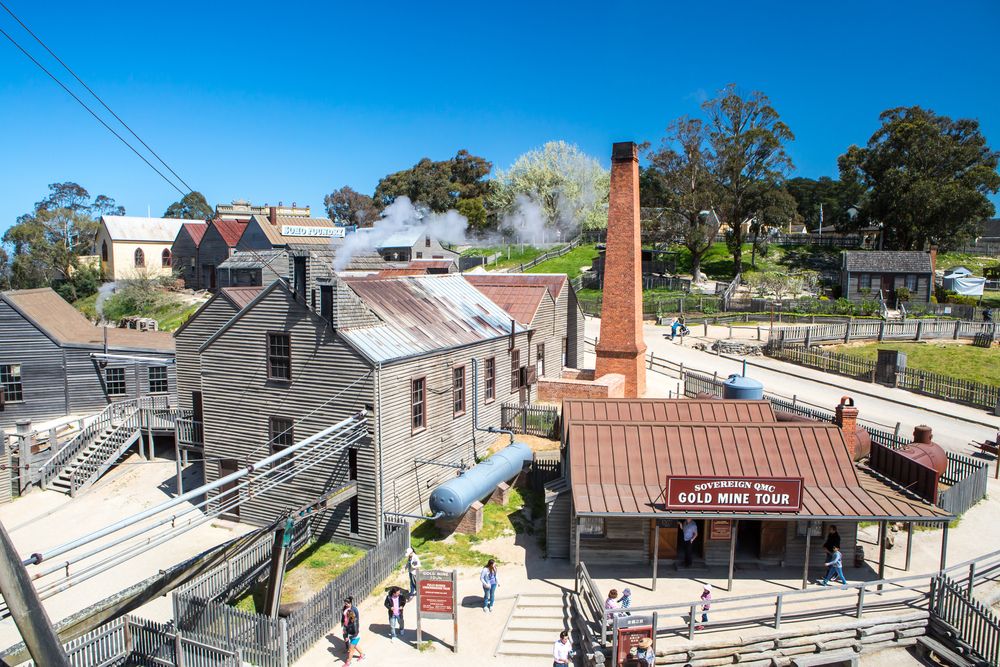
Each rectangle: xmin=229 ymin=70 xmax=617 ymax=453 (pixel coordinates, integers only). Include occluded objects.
xmin=495 ymin=593 xmax=574 ymax=658
xmin=47 ymin=422 xmax=142 ymax=496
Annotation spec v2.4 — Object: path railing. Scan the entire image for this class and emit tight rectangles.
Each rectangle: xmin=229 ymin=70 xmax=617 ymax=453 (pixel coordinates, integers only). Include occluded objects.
xmin=501 ymin=402 xmax=560 ymax=438
xmin=769 ymin=319 xmax=997 ymax=345
xmin=930 ymin=574 xmax=1000 ymax=666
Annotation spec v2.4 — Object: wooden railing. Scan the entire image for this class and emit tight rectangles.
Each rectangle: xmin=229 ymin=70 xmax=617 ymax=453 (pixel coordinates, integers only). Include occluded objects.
xmin=501 ymin=402 xmax=560 ymax=438
xmin=69 ymin=407 xmax=144 ymax=496
xmin=763 ymin=344 xmax=877 ymax=382
xmin=930 ymin=574 xmax=1000 ymax=666
xmin=769 ymin=319 xmax=997 ymax=345
xmin=176 ymin=417 xmax=204 ymax=448
xmin=508 ymin=237 xmax=581 ymax=273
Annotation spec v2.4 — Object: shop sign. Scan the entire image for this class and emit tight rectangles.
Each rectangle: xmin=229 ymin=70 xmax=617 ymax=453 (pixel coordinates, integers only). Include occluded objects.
xmin=612 ymin=614 xmax=654 ymax=666
xmin=280 ymin=224 xmax=345 ymax=238
xmin=709 ymin=519 xmax=732 ymax=540
xmin=416 ymin=569 xmax=458 ymax=652
xmin=664 ymin=476 xmax=803 ymax=512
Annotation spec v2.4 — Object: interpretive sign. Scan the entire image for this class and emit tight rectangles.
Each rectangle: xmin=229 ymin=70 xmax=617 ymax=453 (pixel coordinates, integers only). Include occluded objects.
xmin=280 ymin=224 xmax=345 ymax=238
xmin=611 ymin=614 xmax=654 ymax=666
xmin=709 ymin=519 xmax=732 ymax=541
xmin=415 ymin=569 xmax=458 ymax=652
xmin=664 ymin=476 xmax=803 ymax=512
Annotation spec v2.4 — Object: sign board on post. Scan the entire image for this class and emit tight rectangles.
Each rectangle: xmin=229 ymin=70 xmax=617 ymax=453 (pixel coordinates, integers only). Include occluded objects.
xmin=664 ymin=476 xmax=804 ymax=512
xmin=415 ymin=569 xmax=458 ymax=652
xmin=611 ymin=614 xmax=654 ymax=666
xmin=280 ymin=224 xmax=345 ymax=238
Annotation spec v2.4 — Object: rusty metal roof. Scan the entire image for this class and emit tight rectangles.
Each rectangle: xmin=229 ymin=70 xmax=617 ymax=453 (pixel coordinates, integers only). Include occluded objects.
xmin=568 ymin=420 xmax=948 ymax=520
xmin=220 ymin=286 xmax=264 ymax=309
xmin=181 ymin=222 xmax=207 ymax=247
xmin=407 ymin=260 xmax=455 ymax=270
xmin=471 ymin=284 xmax=549 ymax=326
xmin=340 ymin=274 xmax=524 ymax=364
xmin=464 ymin=273 xmax=567 ymax=299
xmin=211 ymin=220 xmax=248 ymax=248
xmin=563 ymin=398 xmax=775 ymax=424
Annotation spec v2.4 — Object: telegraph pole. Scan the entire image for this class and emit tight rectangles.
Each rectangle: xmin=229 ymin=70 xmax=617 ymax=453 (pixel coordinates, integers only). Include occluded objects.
xmin=0 ymin=519 xmax=69 ymax=666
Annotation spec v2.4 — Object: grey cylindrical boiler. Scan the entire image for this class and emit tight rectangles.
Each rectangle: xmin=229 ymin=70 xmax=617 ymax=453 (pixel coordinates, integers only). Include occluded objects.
xmin=429 ymin=442 xmax=533 ymax=518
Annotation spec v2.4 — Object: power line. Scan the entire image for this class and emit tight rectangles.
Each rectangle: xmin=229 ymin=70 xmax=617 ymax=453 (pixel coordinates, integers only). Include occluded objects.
xmin=0 ymin=25 xmax=187 ymax=197
xmin=0 ymin=0 xmax=195 ymax=194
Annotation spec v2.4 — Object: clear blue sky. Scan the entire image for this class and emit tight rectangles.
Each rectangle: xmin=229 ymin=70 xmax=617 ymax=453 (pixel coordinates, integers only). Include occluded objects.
xmin=2 ymin=0 xmax=998 ymax=234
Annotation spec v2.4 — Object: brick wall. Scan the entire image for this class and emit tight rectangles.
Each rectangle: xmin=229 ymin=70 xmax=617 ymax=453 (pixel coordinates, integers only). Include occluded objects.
xmin=537 ymin=373 xmax=625 ymax=402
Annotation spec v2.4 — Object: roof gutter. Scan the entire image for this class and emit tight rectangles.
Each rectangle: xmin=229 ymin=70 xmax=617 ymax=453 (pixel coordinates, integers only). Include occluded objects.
xmin=573 ymin=510 xmax=952 ymax=522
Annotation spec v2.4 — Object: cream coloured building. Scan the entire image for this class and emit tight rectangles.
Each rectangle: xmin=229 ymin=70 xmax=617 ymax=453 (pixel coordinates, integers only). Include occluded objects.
xmin=96 ymin=216 xmax=187 ymax=281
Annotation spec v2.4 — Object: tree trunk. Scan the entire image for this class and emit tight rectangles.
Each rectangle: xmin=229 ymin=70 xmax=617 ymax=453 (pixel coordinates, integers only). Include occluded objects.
xmin=732 ymin=244 xmax=743 ymax=276
xmin=690 ymin=252 xmax=703 ymax=283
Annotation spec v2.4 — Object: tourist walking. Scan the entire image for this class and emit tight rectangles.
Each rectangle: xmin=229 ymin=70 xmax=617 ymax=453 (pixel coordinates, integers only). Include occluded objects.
xmin=404 ymin=547 xmax=421 ymax=596
xmin=821 ymin=546 xmax=847 ymax=586
xmin=679 ymin=519 xmax=698 ymax=567
xmin=635 ymin=637 xmax=655 ymax=667
xmin=604 ymin=588 xmax=619 ymax=617
xmin=552 ymin=630 xmax=575 ymax=666
xmin=383 ymin=586 xmax=408 ymax=640
xmin=822 ymin=525 xmax=840 ymax=559
xmin=695 ymin=584 xmax=711 ymax=630
xmin=340 ymin=596 xmax=359 ymax=656
xmin=343 ymin=609 xmax=365 ymax=664
xmin=619 ymin=588 xmax=632 ymax=615
xmin=481 ymin=559 xmax=498 ymax=612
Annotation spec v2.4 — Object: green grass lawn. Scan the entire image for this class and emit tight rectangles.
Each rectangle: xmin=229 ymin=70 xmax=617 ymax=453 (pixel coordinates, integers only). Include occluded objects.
xmin=463 ymin=244 xmax=561 ymax=271
xmin=409 ymin=487 xmax=536 ymax=568
xmin=74 ymin=292 xmax=99 ymax=320
xmin=980 ymin=291 xmax=1000 ymax=308
xmin=526 ymin=244 xmax=600 ymax=278
xmin=936 ymin=252 xmax=1000 ymax=275
xmin=231 ymin=540 xmax=365 ymax=613
xmin=825 ymin=342 xmax=1000 ymax=385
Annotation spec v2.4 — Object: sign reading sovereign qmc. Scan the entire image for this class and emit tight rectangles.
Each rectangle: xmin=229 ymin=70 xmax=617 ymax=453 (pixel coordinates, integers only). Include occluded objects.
xmin=664 ymin=476 xmax=803 ymax=512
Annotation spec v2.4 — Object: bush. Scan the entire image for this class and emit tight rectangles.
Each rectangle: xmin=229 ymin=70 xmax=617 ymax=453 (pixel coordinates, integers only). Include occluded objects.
xmin=833 ymin=298 xmax=854 ymax=315
xmin=102 ymin=278 xmax=180 ymax=322
xmin=894 ymin=286 xmax=911 ymax=303
xmin=860 ymin=299 xmax=880 ymax=316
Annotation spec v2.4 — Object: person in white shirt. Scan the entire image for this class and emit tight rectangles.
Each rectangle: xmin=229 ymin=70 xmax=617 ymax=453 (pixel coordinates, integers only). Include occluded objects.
xmin=552 ymin=630 xmax=574 ymax=666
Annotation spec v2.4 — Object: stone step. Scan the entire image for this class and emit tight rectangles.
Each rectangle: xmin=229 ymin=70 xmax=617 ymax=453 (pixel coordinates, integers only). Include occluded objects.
xmin=507 ymin=621 xmax=567 ymax=632
xmin=512 ymin=608 xmax=565 ymax=618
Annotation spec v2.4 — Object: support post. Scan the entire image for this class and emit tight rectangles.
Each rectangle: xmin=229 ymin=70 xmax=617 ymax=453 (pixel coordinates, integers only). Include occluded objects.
xmin=174 ymin=428 xmax=183 ymax=497
xmin=574 ymin=516 xmax=581 ymax=567
xmin=802 ymin=521 xmax=812 ymax=590
xmin=905 ymin=522 xmax=913 ymax=571
xmin=264 ymin=518 xmax=294 ymax=618
xmin=939 ymin=521 xmax=949 ymax=573
xmin=877 ymin=521 xmax=887 ymax=589
xmin=728 ymin=520 xmax=737 ymax=592
xmin=651 ymin=521 xmax=659 ymax=591
xmin=452 ymin=569 xmax=459 ymax=652
xmin=0 ymin=519 xmax=69 ymax=666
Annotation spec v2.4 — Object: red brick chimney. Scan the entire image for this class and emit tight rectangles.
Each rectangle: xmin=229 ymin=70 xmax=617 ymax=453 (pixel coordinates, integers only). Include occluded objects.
xmin=835 ymin=396 xmax=859 ymax=461
xmin=928 ymin=245 xmax=938 ymax=276
xmin=269 ymin=206 xmax=278 ymax=226
xmin=595 ymin=142 xmax=646 ymax=397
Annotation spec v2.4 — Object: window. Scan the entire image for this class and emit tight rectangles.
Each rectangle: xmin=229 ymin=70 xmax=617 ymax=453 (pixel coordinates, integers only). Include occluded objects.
xmin=320 ymin=285 xmax=333 ymax=321
xmin=415 ymin=251 xmax=423 ymax=259
xmin=148 ymin=366 xmax=168 ymax=394
xmin=101 ymin=241 xmax=108 ymax=262
xmin=349 ymin=449 xmax=359 ymax=534
xmin=269 ymin=417 xmax=295 ymax=455
xmin=0 ymin=364 xmax=23 ymax=403
xmin=452 ymin=366 xmax=466 ymax=417
xmin=105 ymin=367 xmax=126 ymax=396
xmin=484 ymin=357 xmax=496 ymax=402
xmin=411 ymin=378 xmax=426 ymax=432
xmin=859 ymin=273 xmax=872 ymax=291
xmin=510 ymin=349 xmax=521 ymax=392
xmin=905 ymin=274 xmax=917 ymax=291
xmin=536 ymin=343 xmax=545 ymax=378
xmin=267 ymin=332 xmax=291 ymax=381
xmin=161 ymin=248 xmax=172 ymax=267
xmin=579 ymin=517 xmax=606 ymax=538
xmin=134 ymin=248 xmax=145 ymax=267
xmin=425 ymin=236 xmax=431 ymax=247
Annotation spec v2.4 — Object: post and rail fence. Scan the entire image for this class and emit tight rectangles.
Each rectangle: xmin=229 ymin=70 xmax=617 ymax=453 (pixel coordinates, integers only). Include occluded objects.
xmin=500 ymin=402 xmax=560 ymax=438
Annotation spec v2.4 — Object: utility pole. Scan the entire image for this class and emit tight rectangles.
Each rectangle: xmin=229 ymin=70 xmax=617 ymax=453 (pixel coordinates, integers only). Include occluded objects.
xmin=0 ymin=519 xmax=69 ymax=666
xmin=818 ymin=203 xmax=823 ymax=238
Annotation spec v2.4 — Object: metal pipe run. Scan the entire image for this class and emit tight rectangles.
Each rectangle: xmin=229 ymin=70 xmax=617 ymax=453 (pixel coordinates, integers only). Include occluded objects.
xmin=23 ymin=412 xmax=365 ymax=566
xmin=382 ymin=511 xmax=444 ymax=521
xmin=89 ymin=353 xmax=176 ymax=365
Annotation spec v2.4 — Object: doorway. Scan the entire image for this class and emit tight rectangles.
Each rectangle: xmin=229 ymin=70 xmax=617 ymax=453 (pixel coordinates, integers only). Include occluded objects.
xmin=736 ymin=520 xmax=762 ymax=560
xmin=217 ymin=458 xmax=241 ymax=521
xmin=880 ymin=274 xmax=895 ymax=306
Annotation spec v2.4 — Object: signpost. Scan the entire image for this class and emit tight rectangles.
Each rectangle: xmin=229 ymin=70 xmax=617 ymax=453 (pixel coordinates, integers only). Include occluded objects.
xmin=415 ymin=569 xmax=458 ymax=652
xmin=611 ymin=614 xmax=655 ymax=666
xmin=664 ymin=476 xmax=804 ymax=512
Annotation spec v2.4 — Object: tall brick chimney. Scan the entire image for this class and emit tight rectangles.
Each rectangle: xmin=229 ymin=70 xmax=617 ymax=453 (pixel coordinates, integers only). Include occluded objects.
xmin=595 ymin=142 xmax=646 ymax=397
xmin=835 ymin=396 xmax=859 ymax=461
xmin=928 ymin=245 xmax=938 ymax=277
xmin=269 ymin=206 xmax=278 ymax=226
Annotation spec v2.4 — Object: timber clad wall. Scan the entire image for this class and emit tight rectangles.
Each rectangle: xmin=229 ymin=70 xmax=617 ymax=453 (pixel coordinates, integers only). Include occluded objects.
xmin=333 ymin=283 xmax=379 ymax=329
xmin=529 ymin=293 xmax=559 ymax=378
xmin=0 ymin=301 xmax=66 ymax=426
xmin=567 ymin=289 xmax=585 ymax=368
xmin=200 ymin=288 xmax=378 ymax=546
xmin=171 ymin=228 xmax=200 ymax=289
xmin=175 ymin=298 xmax=238 ymax=411
xmin=841 ymin=271 xmax=933 ymax=304
xmin=198 ymin=226 xmax=236 ymax=291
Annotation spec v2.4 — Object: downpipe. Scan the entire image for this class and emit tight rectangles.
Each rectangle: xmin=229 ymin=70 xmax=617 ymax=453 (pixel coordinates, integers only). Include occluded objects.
xmin=472 ymin=358 xmax=514 ymax=451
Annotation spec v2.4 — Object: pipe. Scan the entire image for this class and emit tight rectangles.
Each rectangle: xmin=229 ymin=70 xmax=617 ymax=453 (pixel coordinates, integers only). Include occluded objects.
xmin=383 ymin=511 xmax=443 ymax=521
xmin=377 ymin=362 xmax=385 ymax=536
xmin=23 ymin=412 xmax=365 ymax=566
xmin=472 ymin=358 xmax=514 ymax=447
xmin=89 ymin=353 xmax=176 ymax=365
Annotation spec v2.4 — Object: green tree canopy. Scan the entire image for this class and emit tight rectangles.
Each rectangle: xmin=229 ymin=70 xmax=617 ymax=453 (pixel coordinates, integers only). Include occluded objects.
xmin=2 ymin=182 xmax=123 ymax=289
xmin=488 ymin=141 xmax=610 ymax=234
xmin=838 ymin=106 xmax=999 ymax=250
xmin=785 ymin=176 xmax=863 ymax=232
xmin=164 ymin=191 xmax=213 ymax=220
xmin=323 ymin=186 xmax=380 ymax=227
xmin=373 ymin=149 xmax=492 ymax=212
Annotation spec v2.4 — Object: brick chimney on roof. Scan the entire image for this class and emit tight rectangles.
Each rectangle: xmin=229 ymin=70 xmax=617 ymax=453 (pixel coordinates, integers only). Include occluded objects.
xmin=269 ymin=206 xmax=278 ymax=226
xmin=835 ymin=396 xmax=859 ymax=461
xmin=595 ymin=142 xmax=646 ymax=397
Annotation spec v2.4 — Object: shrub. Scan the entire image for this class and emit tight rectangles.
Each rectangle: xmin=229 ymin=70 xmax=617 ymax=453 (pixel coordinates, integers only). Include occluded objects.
xmin=833 ymin=298 xmax=854 ymax=315
xmin=894 ymin=286 xmax=911 ymax=303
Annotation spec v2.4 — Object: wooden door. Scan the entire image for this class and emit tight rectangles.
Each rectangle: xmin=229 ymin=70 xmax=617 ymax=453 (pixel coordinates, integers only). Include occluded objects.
xmin=192 ymin=391 xmax=203 ymax=423
xmin=649 ymin=521 xmax=678 ymax=559
xmin=217 ymin=459 xmax=241 ymax=521
xmin=760 ymin=521 xmax=787 ymax=559
xmin=880 ymin=274 xmax=895 ymax=306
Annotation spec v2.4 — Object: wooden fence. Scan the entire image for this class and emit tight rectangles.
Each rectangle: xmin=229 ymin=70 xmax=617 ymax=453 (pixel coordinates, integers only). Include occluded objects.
xmin=769 ymin=319 xmax=997 ymax=346
xmin=501 ymin=402 xmax=560 ymax=438
xmin=764 ymin=344 xmax=877 ymax=381
xmin=930 ymin=574 xmax=1000 ymax=666
xmin=527 ymin=455 xmax=561 ymax=491
xmin=937 ymin=454 xmax=990 ymax=518
xmin=508 ymin=237 xmax=581 ymax=273
xmin=896 ymin=366 xmax=1000 ymax=413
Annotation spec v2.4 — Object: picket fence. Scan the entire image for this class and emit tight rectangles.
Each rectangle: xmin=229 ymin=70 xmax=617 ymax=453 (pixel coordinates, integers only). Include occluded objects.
xmin=501 ymin=401 xmax=560 ymax=438
xmin=769 ymin=319 xmax=997 ymax=346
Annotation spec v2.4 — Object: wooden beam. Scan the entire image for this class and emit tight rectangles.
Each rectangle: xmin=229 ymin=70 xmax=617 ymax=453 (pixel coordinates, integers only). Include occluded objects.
xmin=728 ymin=520 xmax=738 ymax=592
xmin=877 ymin=521 xmax=887 ymax=590
xmin=802 ymin=521 xmax=811 ymax=590
xmin=651 ymin=521 xmax=659 ymax=591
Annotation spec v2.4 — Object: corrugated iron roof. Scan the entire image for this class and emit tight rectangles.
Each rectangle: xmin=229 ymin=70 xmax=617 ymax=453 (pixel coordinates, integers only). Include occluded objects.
xmin=181 ymin=222 xmax=207 ymax=247
xmin=220 ymin=286 xmax=264 ymax=309
xmin=217 ymin=249 xmax=289 ymax=270
xmin=250 ymin=214 xmax=341 ymax=247
xmin=563 ymin=398 xmax=776 ymax=425
xmin=211 ymin=220 xmax=248 ymax=248
xmin=464 ymin=273 xmax=567 ymax=299
xmin=568 ymin=420 xmax=947 ymax=520
xmin=843 ymin=251 xmax=933 ymax=274
xmin=471 ymin=284 xmax=549 ymax=326
xmin=340 ymin=274 xmax=524 ymax=363
xmin=102 ymin=215 xmax=187 ymax=242
xmin=407 ymin=260 xmax=454 ymax=270
xmin=1 ymin=288 xmax=174 ymax=352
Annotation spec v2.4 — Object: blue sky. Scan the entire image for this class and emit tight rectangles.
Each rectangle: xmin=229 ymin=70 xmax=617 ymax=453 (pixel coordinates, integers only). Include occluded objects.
xmin=1 ymin=0 xmax=998 ymax=234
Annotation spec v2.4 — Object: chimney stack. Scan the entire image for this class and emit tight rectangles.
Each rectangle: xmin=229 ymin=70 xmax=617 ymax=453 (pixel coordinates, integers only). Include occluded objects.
xmin=928 ymin=245 xmax=938 ymax=277
xmin=595 ymin=142 xmax=646 ymax=397
xmin=269 ymin=206 xmax=278 ymax=226
xmin=835 ymin=396 xmax=859 ymax=461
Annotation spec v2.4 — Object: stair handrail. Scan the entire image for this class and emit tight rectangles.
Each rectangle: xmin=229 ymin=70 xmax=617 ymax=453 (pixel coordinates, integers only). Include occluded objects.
xmin=69 ymin=406 xmax=144 ymax=496
xmin=38 ymin=399 xmax=139 ymax=489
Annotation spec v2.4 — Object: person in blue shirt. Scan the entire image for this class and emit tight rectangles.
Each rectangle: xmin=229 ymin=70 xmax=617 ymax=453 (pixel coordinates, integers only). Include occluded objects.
xmin=679 ymin=519 xmax=698 ymax=567
xmin=481 ymin=559 xmax=498 ymax=612
xmin=820 ymin=546 xmax=847 ymax=586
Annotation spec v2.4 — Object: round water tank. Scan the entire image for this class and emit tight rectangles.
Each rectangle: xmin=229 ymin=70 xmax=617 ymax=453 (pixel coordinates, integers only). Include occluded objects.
xmin=899 ymin=442 xmax=948 ymax=476
xmin=429 ymin=442 xmax=534 ymax=518
xmin=723 ymin=374 xmax=764 ymax=400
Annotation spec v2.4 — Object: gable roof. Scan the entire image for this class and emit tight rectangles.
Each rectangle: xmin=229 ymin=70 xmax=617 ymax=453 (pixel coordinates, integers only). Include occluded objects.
xmin=842 ymin=251 xmax=933 ymax=274
xmin=180 ymin=222 xmax=207 ymax=247
xmin=340 ymin=274 xmax=525 ymax=364
xmin=101 ymin=216 xmax=187 ymax=243
xmin=220 ymin=286 xmax=265 ymax=309
xmin=217 ymin=249 xmax=289 ymax=272
xmin=471 ymin=283 xmax=550 ymax=326
xmin=980 ymin=218 xmax=1000 ymax=238
xmin=463 ymin=273 xmax=567 ymax=300
xmin=1 ymin=288 xmax=174 ymax=352
xmin=210 ymin=220 xmax=249 ymax=248
xmin=248 ymin=214 xmax=341 ymax=247
xmin=355 ymin=227 xmax=425 ymax=249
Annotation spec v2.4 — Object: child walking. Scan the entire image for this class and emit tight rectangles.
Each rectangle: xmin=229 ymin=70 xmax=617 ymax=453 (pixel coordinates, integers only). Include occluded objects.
xmin=821 ymin=546 xmax=847 ymax=586
xmin=696 ymin=584 xmax=711 ymax=630
xmin=343 ymin=609 xmax=365 ymax=663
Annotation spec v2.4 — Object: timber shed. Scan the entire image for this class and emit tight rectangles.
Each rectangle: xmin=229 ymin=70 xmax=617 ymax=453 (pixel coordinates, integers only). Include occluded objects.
xmin=0 ymin=288 xmax=175 ymax=427
xmin=840 ymin=250 xmax=934 ymax=305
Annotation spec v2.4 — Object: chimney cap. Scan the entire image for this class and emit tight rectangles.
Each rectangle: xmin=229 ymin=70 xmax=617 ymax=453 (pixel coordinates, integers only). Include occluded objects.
xmin=611 ymin=142 xmax=638 ymax=162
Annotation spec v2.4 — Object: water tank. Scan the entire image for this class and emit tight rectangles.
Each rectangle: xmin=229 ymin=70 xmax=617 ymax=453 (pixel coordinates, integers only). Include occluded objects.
xmin=723 ymin=374 xmax=764 ymax=400
xmin=429 ymin=442 xmax=534 ymax=518
xmin=899 ymin=425 xmax=948 ymax=476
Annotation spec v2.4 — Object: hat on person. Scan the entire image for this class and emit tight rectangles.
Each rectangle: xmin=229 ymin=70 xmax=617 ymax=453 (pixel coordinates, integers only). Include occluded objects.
xmin=622 ymin=588 xmax=632 ymax=596
xmin=703 ymin=584 xmax=712 ymax=592
xmin=405 ymin=547 xmax=414 ymax=556
xmin=637 ymin=637 xmax=653 ymax=649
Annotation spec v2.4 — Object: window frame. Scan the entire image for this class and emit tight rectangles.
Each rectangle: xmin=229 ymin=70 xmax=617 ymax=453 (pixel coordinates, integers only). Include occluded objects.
xmin=105 ymin=367 xmax=127 ymax=397
xmin=161 ymin=248 xmax=172 ymax=267
xmin=579 ymin=517 xmax=606 ymax=538
xmin=510 ymin=349 xmax=521 ymax=393
xmin=536 ymin=342 xmax=545 ymax=378
xmin=905 ymin=274 xmax=917 ymax=291
xmin=268 ymin=416 xmax=295 ymax=456
xmin=0 ymin=363 xmax=24 ymax=403
xmin=858 ymin=273 xmax=872 ymax=291
xmin=411 ymin=377 xmax=427 ymax=433
xmin=147 ymin=366 xmax=169 ymax=394
xmin=266 ymin=331 xmax=292 ymax=382
xmin=452 ymin=365 xmax=466 ymax=417
xmin=134 ymin=248 xmax=145 ymax=268
xmin=484 ymin=357 xmax=496 ymax=403
xmin=101 ymin=241 xmax=108 ymax=262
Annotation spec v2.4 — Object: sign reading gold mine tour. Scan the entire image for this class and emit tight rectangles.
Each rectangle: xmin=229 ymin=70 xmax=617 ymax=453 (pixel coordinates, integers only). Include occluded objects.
xmin=664 ymin=476 xmax=803 ymax=512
